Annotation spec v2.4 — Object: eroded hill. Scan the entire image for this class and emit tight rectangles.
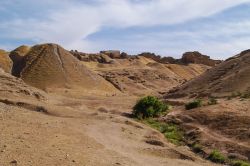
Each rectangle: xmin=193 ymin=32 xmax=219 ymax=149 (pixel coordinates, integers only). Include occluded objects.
xmin=0 ymin=43 xmax=223 ymax=166
xmin=166 ymin=50 xmax=250 ymax=98
xmin=71 ymin=50 xmax=211 ymax=96
xmin=11 ymin=44 xmax=118 ymax=95
xmin=163 ymin=50 xmax=250 ymax=164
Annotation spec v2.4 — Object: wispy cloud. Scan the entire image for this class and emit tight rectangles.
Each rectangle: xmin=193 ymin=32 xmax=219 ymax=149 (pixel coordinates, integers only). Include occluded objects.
xmin=0 ymin=0 xmax=250 ymax=58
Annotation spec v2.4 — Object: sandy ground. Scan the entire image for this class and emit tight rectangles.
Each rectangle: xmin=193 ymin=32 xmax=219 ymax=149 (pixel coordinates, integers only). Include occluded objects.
xmin=0 ymin=93 xmax=217 ymax=166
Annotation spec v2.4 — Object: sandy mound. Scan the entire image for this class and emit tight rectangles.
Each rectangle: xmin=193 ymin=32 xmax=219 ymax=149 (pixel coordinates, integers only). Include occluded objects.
xmin=0 ymin=49 xmax=12 ymax=73
xmin=166 ymin=50 xmax=250 ymax=98
xmin=12 ymin=43 xmax=118 ymax=94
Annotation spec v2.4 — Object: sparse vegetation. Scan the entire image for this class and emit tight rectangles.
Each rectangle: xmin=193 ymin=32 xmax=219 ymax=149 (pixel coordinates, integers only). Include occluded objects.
xmin=133 ymin=96 xmax=183 ymax=145
xmin=208 ymin=150 xmax=226 ymax=163
xmin=191 ymin=143 xmax=203 ymax=153
xmin=208 ymin=97 xmax=218 ymax=105
xmin=142 ymin=118 xmax=184 ymax=145
xmin=241 ymin=92 xmax=250 ymax=99
xmin=185 ymin=99 xmax=202 ymax=110
xmin=207 ymin=149 xmax=250 ymax=166
xmin=232 ymin=160 xmax=250 ymax=166
xmin=227 ymin=91 xmax=250 ymax=100
xmin=133 ymin=96 xmax=169 ymax=119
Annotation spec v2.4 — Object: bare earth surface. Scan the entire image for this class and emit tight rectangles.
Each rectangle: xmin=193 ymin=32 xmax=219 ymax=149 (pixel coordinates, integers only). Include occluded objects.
xmin=166 ymin=50 xmax=250 ymax=98
xmin=4 ymin=43 xmax=245 ymax=166
xmin=0 ymin=68 xmax=216 ymax=166
xmin=164 ymin=98 xmax=250 ymax=161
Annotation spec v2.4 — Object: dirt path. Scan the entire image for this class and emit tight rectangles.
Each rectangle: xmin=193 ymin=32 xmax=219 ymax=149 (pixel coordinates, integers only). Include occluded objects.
xmin=0 ymin=93 xmax=217 ymax=166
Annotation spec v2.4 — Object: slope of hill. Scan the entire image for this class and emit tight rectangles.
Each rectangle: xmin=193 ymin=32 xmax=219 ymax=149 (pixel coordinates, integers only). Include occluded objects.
xmin=0 ymin=67 xmax=216 ymax=166
xmin=0 ymin=67 xmax=45 ymax=101
xmin=162 ymin=50 xmax=250 ymax=163
xmin=138 ymin=51 xmax=221 ymax=67
xmin=163 ymin=98 xmax=250 ymax=163
xmin=11 ymin=43 xmax=118 ymax=94
xmin=166 ymin=50 xmax=250 ymax=98
xmin=72 ymin=50 xmax=211 ymax=96
xmin=0 ymin=49 xmax=12 ymax=73
xmin=10 ymin=44 xmax=212 ymax=96
xmin=9 ymin=45 xmax=31 ymax=77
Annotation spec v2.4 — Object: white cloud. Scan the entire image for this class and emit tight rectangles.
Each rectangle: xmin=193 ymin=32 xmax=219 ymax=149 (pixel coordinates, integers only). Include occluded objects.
xmin=1 ymin=0 xmax=250 ymax=57
xmin=86 ymin=19 xmax=250 ymax=59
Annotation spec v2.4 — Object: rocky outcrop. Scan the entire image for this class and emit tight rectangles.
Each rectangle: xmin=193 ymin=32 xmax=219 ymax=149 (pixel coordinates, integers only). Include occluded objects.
xmin=181 ymin=51 xmax=221 ymax=66
xmin=72 ymin=50 xmax=220 ymax=67
xmin=70 ymin=51 xmax=113 ymax=64
xmin=100 ymin=50 xmax=122 ymax=59
xmin=138 ymin=52 xmax=178 ymax=64
xmin=139 ymin=51 xmax=221 ymax=66
xmin=71 ymin=50 xmax=131 ymax=63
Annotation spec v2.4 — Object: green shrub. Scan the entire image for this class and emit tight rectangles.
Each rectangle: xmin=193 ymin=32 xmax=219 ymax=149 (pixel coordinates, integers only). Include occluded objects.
xmin=143 ymin=119 xmax=183 ymax=145
xmin=208 ymin=98 xmax=218 ymax=105
xmin=232 ymin=160 xmax=250 ymax=166
xmin=133 ymin=96 xmax=169 ymax=119
xmin=208 ymin=150 xmax=226 ymax=163
xmin=185 ymin=99 xmax=202 ymax=110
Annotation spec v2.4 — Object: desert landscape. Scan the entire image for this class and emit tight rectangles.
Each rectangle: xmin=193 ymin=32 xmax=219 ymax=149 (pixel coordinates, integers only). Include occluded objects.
xmin=0 ymin=43 xmax=249 ymax=166
xmin=1 ymin=1 xmax=250 ymax=166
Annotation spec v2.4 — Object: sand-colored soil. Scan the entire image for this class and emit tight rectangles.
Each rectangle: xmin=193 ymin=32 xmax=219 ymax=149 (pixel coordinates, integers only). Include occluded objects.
xmin=0 ymin=69 xmax=216 ymax=166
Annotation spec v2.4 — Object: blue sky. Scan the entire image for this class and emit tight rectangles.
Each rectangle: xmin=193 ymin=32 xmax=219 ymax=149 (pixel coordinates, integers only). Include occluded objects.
xmin=1 ymin=0 xmax=250 ymax=59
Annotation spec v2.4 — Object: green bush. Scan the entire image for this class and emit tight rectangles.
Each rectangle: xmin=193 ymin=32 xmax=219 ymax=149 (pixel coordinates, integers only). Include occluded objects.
xmin=232 ymin=160 xmax=250 ymax=166
xmin=133 ymin=96 xmax=169 ymax=119
xmin=208 ymin=150 xmax=226 ymax=163
xmin=143 ymin=118 xmax=183 ymax=145
xmin=185 ymin=99 xmax=202 ymax=110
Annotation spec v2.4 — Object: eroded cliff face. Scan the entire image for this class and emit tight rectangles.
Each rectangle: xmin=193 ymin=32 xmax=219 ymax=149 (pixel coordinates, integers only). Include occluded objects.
xmin=0 ymin=49 xmax=12 ymax=73
xmin=70 ymin=50 xmax=128 ymax=63
xmin=138 ymin=51 xmax=221 ymax=66
xmin=181 ymin=51 xmax=221 ymax=66
xmin=9 ymin=45 xmax=31 ymax=77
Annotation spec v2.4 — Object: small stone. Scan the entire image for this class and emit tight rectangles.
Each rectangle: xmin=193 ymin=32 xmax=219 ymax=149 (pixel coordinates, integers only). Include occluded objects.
xmin=10 ymin=160 xmax=17 ymax=164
